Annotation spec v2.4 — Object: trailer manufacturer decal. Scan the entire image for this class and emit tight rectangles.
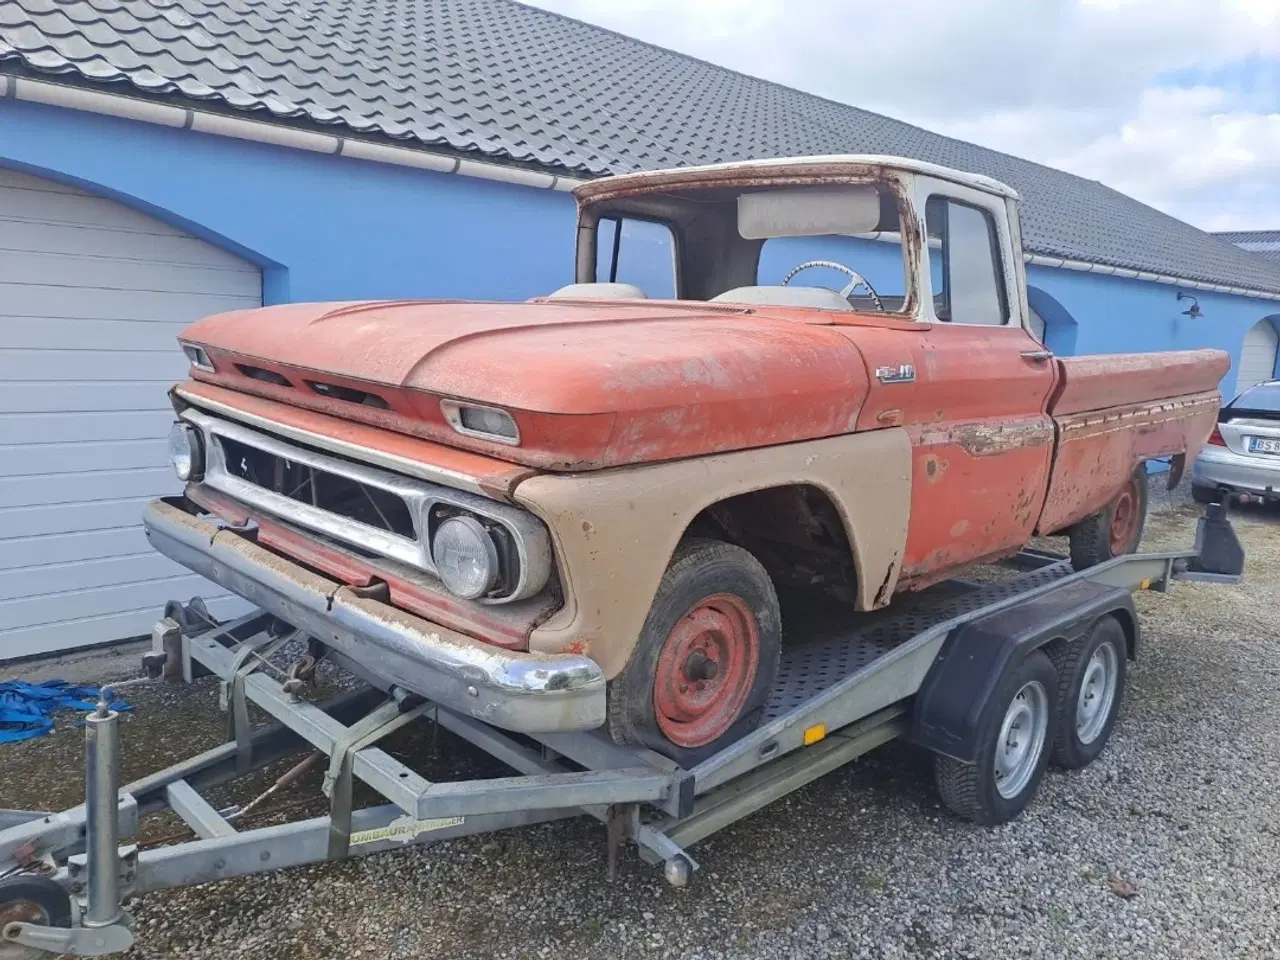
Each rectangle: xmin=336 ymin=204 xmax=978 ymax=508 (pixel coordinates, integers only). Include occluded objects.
xmin=351 ymin=815 xmax=465 ymax=846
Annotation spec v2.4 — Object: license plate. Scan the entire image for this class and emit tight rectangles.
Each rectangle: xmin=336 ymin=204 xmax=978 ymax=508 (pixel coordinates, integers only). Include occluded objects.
xmin=1248 ymin=437 xmax=1280 ymax=455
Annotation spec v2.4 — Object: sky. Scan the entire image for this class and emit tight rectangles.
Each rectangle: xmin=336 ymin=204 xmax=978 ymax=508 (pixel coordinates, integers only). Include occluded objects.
xmin=524 ymin=0 xmax=1280 ymax=232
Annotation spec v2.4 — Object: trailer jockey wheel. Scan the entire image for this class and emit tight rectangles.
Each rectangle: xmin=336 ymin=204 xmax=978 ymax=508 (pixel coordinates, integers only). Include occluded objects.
xmin=607 ymin=538 xmax=782 ymax=765
xmin=0 ymin=875 xmax=71 ymax=960
xmin=934 ymin=651 xmax=1059 ymax=826
xmin=1045 ymin=616 xmax=1128 ymax=769
xmin=1068 ymin=466 xmax=1148 ymax=570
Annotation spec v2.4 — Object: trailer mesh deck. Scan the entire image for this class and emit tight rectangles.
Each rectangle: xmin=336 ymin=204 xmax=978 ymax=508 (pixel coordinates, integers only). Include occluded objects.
xmin=763 ymin=557 xmax=1074 ymax=720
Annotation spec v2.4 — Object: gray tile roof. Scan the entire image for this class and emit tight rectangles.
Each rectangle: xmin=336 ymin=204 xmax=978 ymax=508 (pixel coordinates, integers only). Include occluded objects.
xmin=4 ymin=0 xmax=1280 ymax=296
xmin=1214 ymin=230 xmax=1280 ymax=263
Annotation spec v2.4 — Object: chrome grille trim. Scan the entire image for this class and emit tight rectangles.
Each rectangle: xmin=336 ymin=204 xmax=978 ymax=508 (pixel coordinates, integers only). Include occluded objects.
xmin=180 ymin=409 xmax=553 ymax=602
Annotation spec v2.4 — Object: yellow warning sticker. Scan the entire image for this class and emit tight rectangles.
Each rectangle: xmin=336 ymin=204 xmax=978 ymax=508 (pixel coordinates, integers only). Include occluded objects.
xmin=350 ymin=815 xmax=465 ymax=846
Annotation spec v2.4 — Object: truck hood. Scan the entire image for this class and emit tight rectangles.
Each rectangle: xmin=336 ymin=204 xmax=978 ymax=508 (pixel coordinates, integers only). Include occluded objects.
xmin=180 ymin=299 xmax=874 ymax=470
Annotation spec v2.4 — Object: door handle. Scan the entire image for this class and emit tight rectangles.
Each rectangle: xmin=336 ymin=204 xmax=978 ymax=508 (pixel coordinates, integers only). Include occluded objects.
xmin=1020 ymin=350 xmax=1054 ymax=362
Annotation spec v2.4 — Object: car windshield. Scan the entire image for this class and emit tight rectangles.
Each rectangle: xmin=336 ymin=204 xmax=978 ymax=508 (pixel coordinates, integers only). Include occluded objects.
xmin=1228 ymin=382 xmax=1280 ymax=412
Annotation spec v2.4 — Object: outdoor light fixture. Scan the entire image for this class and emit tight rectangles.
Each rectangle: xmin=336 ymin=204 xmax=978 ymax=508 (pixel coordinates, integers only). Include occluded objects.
xmin=1177 ymin=291 xmax=1203 ymax=319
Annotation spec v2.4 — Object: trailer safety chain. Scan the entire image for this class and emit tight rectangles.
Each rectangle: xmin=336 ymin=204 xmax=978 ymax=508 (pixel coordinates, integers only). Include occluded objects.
xmin=323 ymin=692 xmax=431 ymax=861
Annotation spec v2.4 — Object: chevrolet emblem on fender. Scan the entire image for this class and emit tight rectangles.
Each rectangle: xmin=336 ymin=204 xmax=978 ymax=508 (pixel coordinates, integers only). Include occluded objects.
xmin=875 ymin=363 xmax=916 ymax=383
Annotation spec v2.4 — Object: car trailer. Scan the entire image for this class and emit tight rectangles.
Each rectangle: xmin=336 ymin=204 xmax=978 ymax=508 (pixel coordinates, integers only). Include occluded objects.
xmin=0 ymin=505 xmax=1243 ymax=957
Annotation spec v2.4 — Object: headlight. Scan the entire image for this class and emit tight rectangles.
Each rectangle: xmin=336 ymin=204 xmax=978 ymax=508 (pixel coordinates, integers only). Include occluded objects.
xmin=181 ymin=342 xmax=215 ymax=373
xmin=168 ymin=422 xmax=204 ymax=482
xmin=431 ymin=515 xmax=500 ymax=599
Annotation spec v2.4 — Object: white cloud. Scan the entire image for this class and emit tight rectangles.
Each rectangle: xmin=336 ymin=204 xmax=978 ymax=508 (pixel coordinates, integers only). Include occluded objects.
xmin=525 ymin=0 xmax=1280 ymax=230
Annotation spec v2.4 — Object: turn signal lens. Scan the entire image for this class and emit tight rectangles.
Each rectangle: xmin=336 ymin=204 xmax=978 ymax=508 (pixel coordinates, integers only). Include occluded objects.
xmin=181 ymin=342 xmax=215 ymax=373
xmin=440 ymin=400 xmax=520 ymax=445
xmin=1207 ymin=426 xmax=1226 ymax=446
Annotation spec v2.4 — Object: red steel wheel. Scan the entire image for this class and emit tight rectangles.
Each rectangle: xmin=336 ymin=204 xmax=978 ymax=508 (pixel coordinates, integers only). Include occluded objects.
xmin=653 ymin=593 xmax=760 ymax=748
xmin=1107 ymin=475 xmax=1143 ymax=555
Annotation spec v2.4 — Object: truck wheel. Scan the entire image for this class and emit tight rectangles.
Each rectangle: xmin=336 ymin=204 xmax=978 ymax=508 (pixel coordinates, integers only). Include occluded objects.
xmin=934 ymin=650 xmax=1058 ymax=826
xmin=607 ymin=538 xmax=781 ymax=764
xmin=1067 ymin=467 xmax=1148 ymax=569
xmin=1046 ymin=617 xmax=1127 ymax=769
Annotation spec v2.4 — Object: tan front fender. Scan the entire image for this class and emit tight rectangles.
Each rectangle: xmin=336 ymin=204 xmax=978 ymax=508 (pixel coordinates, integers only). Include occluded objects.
xmin=513 ymin=428 xmax=912 ymax=678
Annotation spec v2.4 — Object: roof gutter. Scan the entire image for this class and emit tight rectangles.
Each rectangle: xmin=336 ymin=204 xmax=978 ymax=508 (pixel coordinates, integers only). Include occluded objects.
xmin=3 ymin=73 xmax=1279 ymax=303
xmin=0 ymin=74 xmax=585 ymax=193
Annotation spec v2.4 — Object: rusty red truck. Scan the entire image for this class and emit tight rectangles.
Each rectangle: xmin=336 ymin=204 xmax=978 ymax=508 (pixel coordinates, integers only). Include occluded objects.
xmin=146 ymin=156 xmax=1228 ymax=766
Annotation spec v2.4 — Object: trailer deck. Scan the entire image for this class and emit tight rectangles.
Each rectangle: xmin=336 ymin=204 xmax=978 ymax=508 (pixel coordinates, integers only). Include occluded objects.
xmin=0 ymin=506 xmax=1245 ymax=958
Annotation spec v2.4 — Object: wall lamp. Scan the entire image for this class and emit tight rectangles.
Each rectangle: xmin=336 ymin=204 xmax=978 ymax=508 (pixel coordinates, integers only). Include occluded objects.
xmin=1177 ymin=291 xmax=1203 ymax=318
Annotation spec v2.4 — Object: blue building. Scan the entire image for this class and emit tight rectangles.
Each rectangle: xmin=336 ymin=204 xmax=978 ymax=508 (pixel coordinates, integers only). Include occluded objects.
xmin=2 ymin=0 xmax=1279 ymax=657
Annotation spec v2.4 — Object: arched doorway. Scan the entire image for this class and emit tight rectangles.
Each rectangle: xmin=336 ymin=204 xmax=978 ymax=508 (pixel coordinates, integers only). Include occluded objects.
xmin=0 ymin=166 xmax=261 ymax=656
xmin=1235 ymin=316 xmax=1279 ymax=396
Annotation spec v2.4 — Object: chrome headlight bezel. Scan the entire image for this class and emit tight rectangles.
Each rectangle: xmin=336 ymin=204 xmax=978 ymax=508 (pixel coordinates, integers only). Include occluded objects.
xmin=168 ymin=422 xmax=204 ymax=482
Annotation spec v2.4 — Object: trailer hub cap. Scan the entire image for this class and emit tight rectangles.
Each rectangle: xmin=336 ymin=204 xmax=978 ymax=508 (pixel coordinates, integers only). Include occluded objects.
xmin=1108 ymin=478 xmax=1142 ymax=554
xmin=993 ymin=680 xmax=1049 ymax=799
xmin=1076 ymin=643 xmax=1118 ymax=745
xmin=655 ymin=593 xmax=759 ymax=747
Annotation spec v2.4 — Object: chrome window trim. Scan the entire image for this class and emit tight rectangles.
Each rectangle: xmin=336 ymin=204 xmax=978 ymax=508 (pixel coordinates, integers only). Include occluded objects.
xmin=180 ymin=409 xmax=552 ymax=602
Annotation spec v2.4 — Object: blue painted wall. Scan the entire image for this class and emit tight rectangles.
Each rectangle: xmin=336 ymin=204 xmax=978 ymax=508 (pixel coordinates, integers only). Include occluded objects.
xmin=0 ymin=99 xmax=578 ymax=304
xmin=2 ymin=97 xmax=1277 ymax=402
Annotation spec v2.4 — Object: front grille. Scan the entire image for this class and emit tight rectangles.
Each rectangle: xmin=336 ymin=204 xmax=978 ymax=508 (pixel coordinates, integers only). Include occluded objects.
xmin=217 ymin=435 xmax=417 ymax=540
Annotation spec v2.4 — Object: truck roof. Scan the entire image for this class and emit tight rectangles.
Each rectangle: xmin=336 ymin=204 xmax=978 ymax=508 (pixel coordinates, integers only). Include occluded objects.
xmin=572 ymin=154 xmax=1020 ymax=202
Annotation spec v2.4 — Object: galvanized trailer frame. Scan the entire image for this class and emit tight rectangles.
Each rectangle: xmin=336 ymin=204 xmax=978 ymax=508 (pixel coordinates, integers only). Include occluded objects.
xmin=0 ymin=506 xmax=1243 ymax=957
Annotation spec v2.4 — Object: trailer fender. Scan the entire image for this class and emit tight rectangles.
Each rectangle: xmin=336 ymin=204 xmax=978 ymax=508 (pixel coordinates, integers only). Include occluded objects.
xmin=909 ymin=579 xmax=1138 ymax=764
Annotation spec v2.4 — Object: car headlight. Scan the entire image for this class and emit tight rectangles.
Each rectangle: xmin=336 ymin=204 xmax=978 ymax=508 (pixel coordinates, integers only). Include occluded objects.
xmin=168 ymin=422 xmax=204 ymax=482
xmin=431 ymin=515 xmax=500 ymax=599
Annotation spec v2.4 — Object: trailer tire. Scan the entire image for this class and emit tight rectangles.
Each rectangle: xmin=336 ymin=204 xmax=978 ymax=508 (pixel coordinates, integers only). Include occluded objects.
xmin=0 ymin=874 xmax=71 ymax=947
xmin=1068 ymin=466 xmax=1148 ymax=570
xmin=1046 ymin=617 xmax=1127 ymax=769
xmin=934 ymin=650 xmax=1058 ymax=826
xmin=607 ymin=538 xmax=781 ymax=765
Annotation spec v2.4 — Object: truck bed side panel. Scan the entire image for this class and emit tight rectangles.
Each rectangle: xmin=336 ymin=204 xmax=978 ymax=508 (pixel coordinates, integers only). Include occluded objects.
xmin=1037 ymin=389 xmax=1221 ymax=535
xmin=1047 ymin=349 xmax=1229 ymax=417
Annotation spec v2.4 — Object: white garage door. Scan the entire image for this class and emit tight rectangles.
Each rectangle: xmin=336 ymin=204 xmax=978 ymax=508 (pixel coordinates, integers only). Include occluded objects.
xmin=0 ymin=169 xmax=260 ymax=660
xmin=1236 ymin=318 xmax=1279 ymax=397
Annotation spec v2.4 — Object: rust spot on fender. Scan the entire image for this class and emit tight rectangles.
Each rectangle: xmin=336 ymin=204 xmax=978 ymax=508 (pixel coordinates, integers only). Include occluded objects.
xmin=875 ymin=408 xmax=904 ymax=426
xmin=949 ymin=519 xmax=969 ymax=537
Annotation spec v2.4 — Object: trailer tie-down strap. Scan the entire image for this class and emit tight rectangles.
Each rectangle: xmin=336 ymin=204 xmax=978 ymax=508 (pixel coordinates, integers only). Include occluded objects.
xmin=323 ymin=697 xmax=432 ymax=861
xmin=226 ymin=632 xmax=295 ymax=773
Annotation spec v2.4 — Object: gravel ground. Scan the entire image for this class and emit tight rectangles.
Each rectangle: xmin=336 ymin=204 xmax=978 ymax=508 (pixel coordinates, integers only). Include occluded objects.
xmin=3 ymin=482 xmax=1278 ymax=959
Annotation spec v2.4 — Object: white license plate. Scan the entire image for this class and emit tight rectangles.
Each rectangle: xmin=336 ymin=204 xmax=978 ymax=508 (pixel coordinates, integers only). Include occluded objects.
xmin=1248 ymin=437 xmax=1280 ymax=455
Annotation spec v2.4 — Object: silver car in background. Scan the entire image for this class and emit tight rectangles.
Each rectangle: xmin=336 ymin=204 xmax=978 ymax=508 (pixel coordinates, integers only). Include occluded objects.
xmin=1192 ymin=380 xmax=1280 ymax=504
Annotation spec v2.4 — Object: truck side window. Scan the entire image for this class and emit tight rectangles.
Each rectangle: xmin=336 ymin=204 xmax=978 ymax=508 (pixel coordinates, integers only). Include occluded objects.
xmin=925 ymin=197 xmax=1008 ymax=326
xmin=596 ymin=218 xmax=677 ymax=298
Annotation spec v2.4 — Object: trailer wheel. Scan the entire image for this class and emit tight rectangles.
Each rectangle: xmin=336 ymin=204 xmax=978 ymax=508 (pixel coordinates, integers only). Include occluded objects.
xmin=1046 ymin=617 xmax=1127 ymax=769
xmin=607 ymin=538 xmax=781 ymax=764
xmin=934 ymin=651 xmax=1058 ymax=826
xmin=1067 ymin=466 xmax=1148 ymax=570
xmin=0 ymin=875 xmax=71 ymax=959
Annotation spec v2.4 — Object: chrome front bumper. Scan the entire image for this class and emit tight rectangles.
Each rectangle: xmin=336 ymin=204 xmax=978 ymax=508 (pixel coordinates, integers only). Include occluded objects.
xmin=1191 ymin=446 xmax=1280 ymax=498
xmin=142 ymin=499 xmax=606 ymax=733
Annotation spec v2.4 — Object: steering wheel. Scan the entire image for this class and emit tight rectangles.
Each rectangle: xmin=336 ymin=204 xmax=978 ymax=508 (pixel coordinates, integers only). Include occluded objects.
xmin=781 ymin=260 xmax=884 ymax=312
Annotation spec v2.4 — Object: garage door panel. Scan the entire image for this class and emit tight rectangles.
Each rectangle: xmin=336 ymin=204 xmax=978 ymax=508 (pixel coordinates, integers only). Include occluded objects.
xmin=0 ymin=382 xmax=177 ymax=414
xmin=0 ymin=594 xmax=249 ymax=661
xmin=0 ymin=552 xmax=180 ymax=602
xmin=0 ymin=169 xmax=262 ymax=659
xmin=1236 ymin=319 xmax=1279 ymax=396
xmin=1 ymin=439 xmax=172 ymax=477
xmin=0 ymin=498 xmax=154 ymax=541
xmin=0 ymin=527 xmax=151 ymax=571
xmin=0 ymin=250 xmax=261 ymax=298
xmin=0 ymin=348 xmax=190 ymax=382
xmin=0 ymin=410 xmax=175 ymax=445
xmin=0 ymin=467 xmax=176 ymax=509
xmin=1 ymin=317 xmax=191 ymax=352
xmin=0 ymin=219 xmax=259 ymax=272
xmin=0 ymin=282 xmax=258 ymax=324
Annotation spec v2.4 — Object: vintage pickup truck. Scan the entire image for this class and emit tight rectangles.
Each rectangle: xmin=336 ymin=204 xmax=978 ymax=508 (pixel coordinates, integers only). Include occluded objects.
xmin=144 ymin=155 xmax=1229 ymax=762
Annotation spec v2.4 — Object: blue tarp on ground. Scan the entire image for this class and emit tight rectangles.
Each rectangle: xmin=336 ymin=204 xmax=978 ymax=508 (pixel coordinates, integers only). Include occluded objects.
xmin=0 ymin=681 xmax=130 ymax=744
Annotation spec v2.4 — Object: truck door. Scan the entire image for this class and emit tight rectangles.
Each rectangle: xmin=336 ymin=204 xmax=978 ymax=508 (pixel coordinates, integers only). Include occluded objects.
xmin=886 ymin=185 xmax=1059 ymax=590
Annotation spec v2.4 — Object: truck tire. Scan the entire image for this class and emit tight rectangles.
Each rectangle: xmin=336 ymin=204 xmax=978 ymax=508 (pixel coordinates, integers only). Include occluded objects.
xmin=1046 ymin=616 xmax=1127 ymax=769
xmin=1067 ymin=466 xmax=1148 ymax=570
xmin=607 ymin=538 xmax=782 ymax=765
xmin=934 ymin=650 xmax=1058 ymax=826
